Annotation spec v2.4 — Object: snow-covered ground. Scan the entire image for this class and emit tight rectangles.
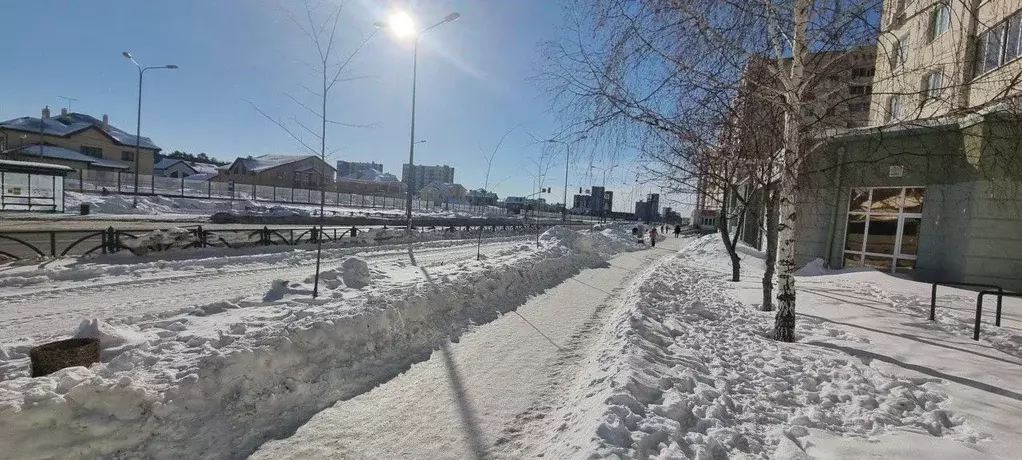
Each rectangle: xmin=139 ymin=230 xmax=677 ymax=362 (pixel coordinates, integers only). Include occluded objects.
xmin=532 ymin=235 xmax=1022 ymax=459
xmin=0 ymin=224 xmax=641 ymax=460
xmin=4 ymin=229 xmax=1019 ymax=459
xmin=0 ymin=191 xmax=507 ymax=223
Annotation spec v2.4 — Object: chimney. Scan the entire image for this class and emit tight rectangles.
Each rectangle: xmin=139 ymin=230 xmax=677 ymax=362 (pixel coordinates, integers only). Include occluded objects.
xmin=41 ymin=106 xmax=50 ymax=120
xmin=60 ymin=108 xmax=68 ymax=116
xmin=102 ymin=114 xmax=109 ymax=131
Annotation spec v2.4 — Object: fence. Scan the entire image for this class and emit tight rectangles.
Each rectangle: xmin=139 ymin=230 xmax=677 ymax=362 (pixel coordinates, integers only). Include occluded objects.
xmin=62 ymin=170 xmax=620 ymax=221
xmin=64 ymin=170 xmax=505 ymax=216
xmin=0 ymin=223 xmax=558 ymax=260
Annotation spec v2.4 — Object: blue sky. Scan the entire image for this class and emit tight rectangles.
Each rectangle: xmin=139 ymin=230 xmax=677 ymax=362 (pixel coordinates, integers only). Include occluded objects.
xmin=0 ymin=0 xmax=679 ymax=213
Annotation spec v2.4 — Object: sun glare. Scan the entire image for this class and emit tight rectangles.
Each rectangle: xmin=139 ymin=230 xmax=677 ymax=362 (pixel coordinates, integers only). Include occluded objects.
xmin=388 ymin=11 xmax=416 ymax=38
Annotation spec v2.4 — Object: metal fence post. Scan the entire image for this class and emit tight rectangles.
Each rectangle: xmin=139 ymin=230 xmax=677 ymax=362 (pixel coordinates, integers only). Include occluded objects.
xmin=150 ymin=173 xmax=155 ymax=195
xmin=117 ymin=172 xmax=122 ymax=192
xmin=181 ymin=175 xmax=185 ymax=197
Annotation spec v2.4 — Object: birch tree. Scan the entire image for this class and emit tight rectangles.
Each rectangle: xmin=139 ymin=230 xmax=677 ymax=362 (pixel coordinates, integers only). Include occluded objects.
xmin=540 ymin=0 xmax=883 ymax=341
xmin=250 ymin=0 xmax=377 ymax=298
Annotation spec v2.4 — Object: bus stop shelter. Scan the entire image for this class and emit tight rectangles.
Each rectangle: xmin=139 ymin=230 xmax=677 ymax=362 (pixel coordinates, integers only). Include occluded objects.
xmin=0 ymin=159 xmax=72 ymax=212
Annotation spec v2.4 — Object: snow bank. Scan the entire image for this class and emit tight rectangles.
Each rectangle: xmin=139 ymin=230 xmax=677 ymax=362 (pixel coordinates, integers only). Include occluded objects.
xmin=0 ymin=225 xmax=638 ymax=460
xmin=578 ymin=239 xmax=978 ymax=459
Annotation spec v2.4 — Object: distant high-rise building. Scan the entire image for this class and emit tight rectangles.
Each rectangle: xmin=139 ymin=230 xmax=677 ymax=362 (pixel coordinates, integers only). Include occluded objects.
xmin=336 ymin=160 xmax=383 ymax=178
xmin=402 ymin=164 xmax=455 ymax=190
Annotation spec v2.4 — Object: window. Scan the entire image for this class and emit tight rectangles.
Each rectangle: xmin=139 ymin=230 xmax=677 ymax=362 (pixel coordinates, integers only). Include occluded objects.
xmin=121 ymin=151 xmax=134 ymax=161
xmin=1007 ymin=15 xmax=1022 ymax=62
xmin=889 ymin=95 xmax=902 ymax=121
xmin=892 ymin=35 xmax=909 ymax=69
xmin=930 ymin=3 xmax=950 ymax=40
xmin=843 ymin=187 xmax=925 ymax=274
xmin=276 ymin=172 xmax=284 ymax=180
xmin=849 ymin=85 xmax=872 ymax=95
xmin=984 ymin=24 xmax=1005 ymax=74
xmin=848 ymin=102 xmax=870 ymax=112
xmin=80 ymin=146 xmax=103 ymax=158
xmin=851 ymin=67 xmax=875 ymax=78
xmin=923 ymin=71 xmax=944 ymax=99
xmin=293 ymin=171 xmax=301 ymax=184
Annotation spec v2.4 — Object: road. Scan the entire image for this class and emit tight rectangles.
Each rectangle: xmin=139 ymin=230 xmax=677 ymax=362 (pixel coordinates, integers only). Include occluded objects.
xmin=248 ymin=238 xmax=680 ymax=459
xmin=0 ymin=236 xmax=534 ymax=342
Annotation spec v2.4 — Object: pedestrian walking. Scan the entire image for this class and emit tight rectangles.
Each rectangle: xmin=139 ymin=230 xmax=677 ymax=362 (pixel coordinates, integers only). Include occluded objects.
xmin=674 ymin=224 xmax=682 ymax=238
xmin=649 ymin=227 xmax=659 ymax=248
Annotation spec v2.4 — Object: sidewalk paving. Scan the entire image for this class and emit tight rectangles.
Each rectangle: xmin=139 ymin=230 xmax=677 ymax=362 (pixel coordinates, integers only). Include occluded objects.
xmin=248 ymin=238 xmax=680 ymax=459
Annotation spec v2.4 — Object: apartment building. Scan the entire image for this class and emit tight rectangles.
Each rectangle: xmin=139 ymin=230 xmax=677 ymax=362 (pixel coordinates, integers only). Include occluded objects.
xmin=871 ymin=0 xmax=1022 ymax=123
xmin=401 ymin=164 xmax=454 ymax=190
xmin=796 ymin=0 xmax=1022 ymax=290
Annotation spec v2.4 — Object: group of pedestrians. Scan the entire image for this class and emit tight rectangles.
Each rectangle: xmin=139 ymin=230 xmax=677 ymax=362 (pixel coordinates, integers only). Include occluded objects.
xmin=634 ymin=224 xmax=684 ymax=249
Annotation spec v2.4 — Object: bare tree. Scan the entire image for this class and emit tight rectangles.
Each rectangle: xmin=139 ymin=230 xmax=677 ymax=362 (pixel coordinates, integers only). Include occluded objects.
xmin=476 ymin=124 xmax=521 ymax=259
xmin=250 ymin=0 xmax=378 ymax=298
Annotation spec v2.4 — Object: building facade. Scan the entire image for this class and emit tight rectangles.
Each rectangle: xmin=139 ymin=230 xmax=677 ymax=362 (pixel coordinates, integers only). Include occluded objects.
xmin=401 ymin=164 xmax=454 ymax=190
xmin=793 ymin=0 xmax=1022 ymax=290
xmin=870 ymin=0 xmax=1022 ymax=124
xmin=217 ymin=154 xmax=336 ymax=189
xmin=0 ymin=107 xmax=160 ymax=174
xmin=336 ymin=160 xmax=383 ymax=179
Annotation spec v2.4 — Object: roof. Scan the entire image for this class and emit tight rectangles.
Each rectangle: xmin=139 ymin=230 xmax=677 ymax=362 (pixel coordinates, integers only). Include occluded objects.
xmin=5 ymin=144 xmax=130 ymax=169
xmin=343 ymin=168 xmax=399 ymax=182
xmin=0 ymin=159 xmax=74 ymax=174
xmin=231 ymin=154 xmax=335 ymax=173
xmin=154 ymin=158 xmax=221 ymax=175
xmin=0 ymin=112 xmax=160 ymax=150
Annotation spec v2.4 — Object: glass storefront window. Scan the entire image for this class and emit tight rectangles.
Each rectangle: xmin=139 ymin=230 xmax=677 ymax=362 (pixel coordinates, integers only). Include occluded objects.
xmin=903 ymin=188 xmax=925 ymax=213
xmin=864 ymin=255 xmax=893 ymax=271
xmin=842 ymin=186 xmax=923 ymax=274
xmin=845 ymin=213 xmax=866 ymax=251
xmin=869 ymin=187 xmax=902 ymax=214
xmin=849 ymin=188 xmax=870 ymax=212
xmin=900 ymin=218 xmax=921 ymax=255
xmin=865 ymin=214 xmax=898 ymax=254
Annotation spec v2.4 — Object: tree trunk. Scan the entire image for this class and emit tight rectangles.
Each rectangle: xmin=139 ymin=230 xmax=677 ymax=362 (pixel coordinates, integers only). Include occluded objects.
xmin=761 ymin=184 xmax=779 ymax=311
xmin=717 ymin=188 xmax=742 ymax=282
xmin=773 ymin=0 xmax=809 ymax=343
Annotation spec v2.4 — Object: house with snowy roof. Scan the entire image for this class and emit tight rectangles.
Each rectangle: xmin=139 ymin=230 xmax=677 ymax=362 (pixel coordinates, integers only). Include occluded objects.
xmin=153 ymin=158 xmax=221 ymax=179
xmin=0 ymin=106 xmax=160 ymax=174
xmin=216 ymin=154 xmax=336 ymax=189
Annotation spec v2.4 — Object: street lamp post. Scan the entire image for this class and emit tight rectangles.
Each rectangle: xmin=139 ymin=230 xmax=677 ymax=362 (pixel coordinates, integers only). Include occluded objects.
xmin=546 ymin=136 xmax=587 ymax=222
xmin=593 ymin=163 xmax=619 ymax=222
xmin=375 ymin=11 xmax=460 ymax=229
xmin=123 ymin=52 xmax=177 ymax=208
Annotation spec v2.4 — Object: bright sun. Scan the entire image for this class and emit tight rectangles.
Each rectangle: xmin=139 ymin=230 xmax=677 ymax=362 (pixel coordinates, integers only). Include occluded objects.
xmin=388 ymin=11 xmax=416 ymax=38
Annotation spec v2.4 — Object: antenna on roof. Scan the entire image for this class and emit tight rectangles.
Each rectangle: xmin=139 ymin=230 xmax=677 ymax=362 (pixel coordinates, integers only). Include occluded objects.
xmin=57 ymin=96 xmax=77 ymax=113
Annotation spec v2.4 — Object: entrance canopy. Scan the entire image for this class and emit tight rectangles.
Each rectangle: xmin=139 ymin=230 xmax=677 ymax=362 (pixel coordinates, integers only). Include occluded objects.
xmin=0 ymin=159 xmax=72 ymax=212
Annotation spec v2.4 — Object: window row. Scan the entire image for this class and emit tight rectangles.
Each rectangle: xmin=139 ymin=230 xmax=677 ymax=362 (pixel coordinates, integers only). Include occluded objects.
xmin=976 ymin=10 xmax=1022 ymax=76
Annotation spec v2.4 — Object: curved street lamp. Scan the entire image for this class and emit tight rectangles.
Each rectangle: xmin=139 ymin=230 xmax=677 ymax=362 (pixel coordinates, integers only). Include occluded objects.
xmin=375 ymin=11 xmax=460 ymax=229
xmin=123 ymin=52 xmax=178 ymax=208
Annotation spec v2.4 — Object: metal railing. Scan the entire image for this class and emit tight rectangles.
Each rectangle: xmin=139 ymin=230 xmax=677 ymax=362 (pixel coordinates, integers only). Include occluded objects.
xmin=930 ymin=281 xmax=1004 ymax=321
xmin=0 ymin=223 xmax=568 ymax=260
xmin=974 ymin=290 xmax=1022 ymax=340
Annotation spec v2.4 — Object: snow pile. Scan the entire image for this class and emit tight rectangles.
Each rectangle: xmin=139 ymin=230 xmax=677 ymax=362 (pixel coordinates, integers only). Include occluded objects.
xmin=580 ymin=241 xmax=977 ymax=459
xmin=0 ymin=226 xmax=630 ymax=460
xmin=74 ymin=320 xmax=150 ymax=362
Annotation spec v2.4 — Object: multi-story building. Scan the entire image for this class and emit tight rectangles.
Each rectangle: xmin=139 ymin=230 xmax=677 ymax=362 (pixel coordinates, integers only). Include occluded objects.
xmin=793 ymin=0 xmax=1022 ymax=290
xmin=0 ymin=107 xmax=160 ymax=173
xmin=401 ymin=164 xmax=454 ymax=190
xmin=336 ymin=160 xmax=383 ymax=179
xmin=870 ymin=0 xmax=1022 ymax=124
